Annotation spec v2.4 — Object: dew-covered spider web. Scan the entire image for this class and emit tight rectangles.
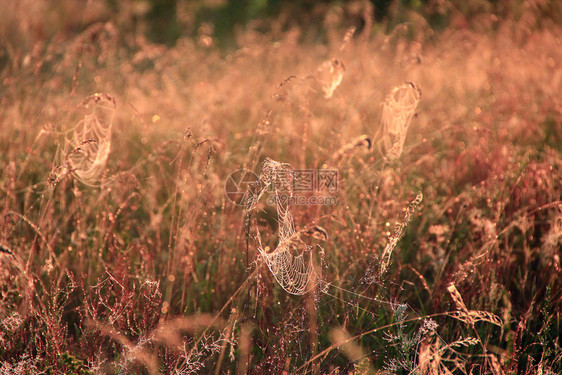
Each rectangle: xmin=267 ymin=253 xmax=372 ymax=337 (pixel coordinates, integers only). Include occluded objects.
xmin=377 ymin=82 xmax=421 ymax=161
xmin=243 ymin=160 xmax=449 ymax=374
xmin=63 ymin=93 xmax=116 ymax=186
xmin=315 ymin=58 xmax=346 ymax=99
xmin=247 ymin=158 xmax=324 ymax=295
xmin=246 ymin=158 xmax=426 ymax=297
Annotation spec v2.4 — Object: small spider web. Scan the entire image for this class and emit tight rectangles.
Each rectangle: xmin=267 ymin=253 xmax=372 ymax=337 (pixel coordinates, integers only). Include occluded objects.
xmin=64 ymin=93 xmax=116 ymax=187
xmin=377 ymin=82 xmax=421 ymax=160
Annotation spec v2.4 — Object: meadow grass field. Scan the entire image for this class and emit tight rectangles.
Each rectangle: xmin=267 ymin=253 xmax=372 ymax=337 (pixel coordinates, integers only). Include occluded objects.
xmin=1 ymin=1 xmax=561 ymax=374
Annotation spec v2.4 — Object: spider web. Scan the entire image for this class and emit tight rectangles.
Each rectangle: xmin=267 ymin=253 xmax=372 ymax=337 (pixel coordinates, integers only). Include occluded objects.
xmin=255 ymin=226 xmax=317 ymax=296
xmin=65 ymin=93 xmax=116 ymax=186
xmin=316 ymin=58 xmax=346 ymax=99
xmin=377 ymin=82 xmax=421 ymax=160
xmin=248 ymin=158 xmax=322 ymax=295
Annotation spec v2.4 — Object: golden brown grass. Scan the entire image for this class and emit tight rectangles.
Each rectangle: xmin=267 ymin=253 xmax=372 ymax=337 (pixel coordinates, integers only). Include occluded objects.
xmin=0 ymin=1 xmax=561 ymax=373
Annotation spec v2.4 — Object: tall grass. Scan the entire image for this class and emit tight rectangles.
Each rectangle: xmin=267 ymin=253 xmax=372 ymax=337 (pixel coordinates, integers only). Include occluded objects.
xmin=1 ymin=1 xmax=561 ymax=374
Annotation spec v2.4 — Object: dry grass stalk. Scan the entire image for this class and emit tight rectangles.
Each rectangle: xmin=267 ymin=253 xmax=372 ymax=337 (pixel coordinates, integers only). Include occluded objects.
xmin=237 ymin=322 xmax=254 ymax=375
xmin=377 ymin=192 xmax=423 ymax=278
xmin=5 ymin=211 xmax=59 ymax=268
xmin=330 ymin=134 xmax=372 ymax=162
xmin=418 ymin=336 xmax=444 ymax=375
xmin=329 ymin=327 xmax=374 ymax=374
xmin=417 ymin=336 xmax=479 ymax=375
xmin=446 ymin=283 xmax=470 ymax=318
xmin=447 ymin=283 xmax=502 ymax=326
xmin=315 ymin=58 xmax=346 ymax=98
xmin=153 ymin=314 xmax=224 ymax=349
xmin=0 ymin=243 xmax=16 ymax=260
xmin=86 ymin=319 xmax=161 ymax=375
xmin=339 ymin=26 xmax=356 ymax=52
